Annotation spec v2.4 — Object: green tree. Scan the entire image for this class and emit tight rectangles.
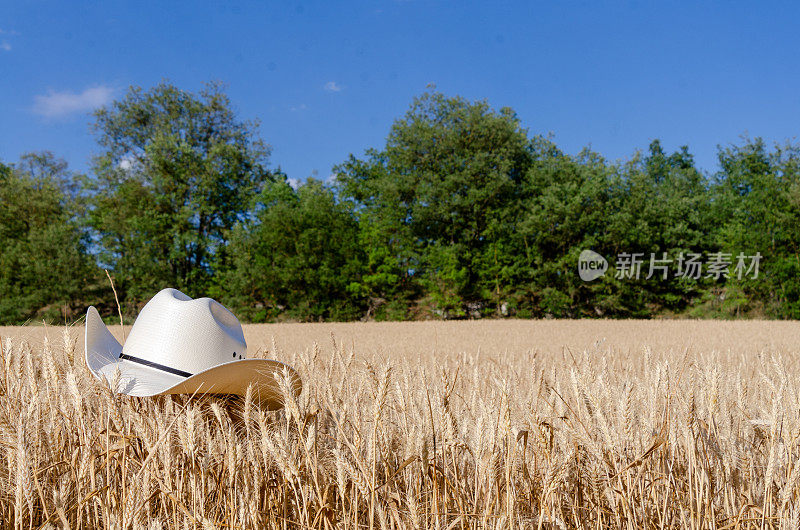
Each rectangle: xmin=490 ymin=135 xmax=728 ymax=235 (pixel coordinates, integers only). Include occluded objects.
xmin=87 ymin=81 xmax=271 ymax=308
xmin=336 ymin=91 xmax=533 ymax=318
xmin=0 ymin=154 xmax=94 ymax=323
xmin=516 ymin=145 xmax=617 ymax=317
xmin=602 ymin=141 xmax=712 ymax=315
xmin=711 ymin=138 xmax=800 ymax=317
xmin=217 ymin=175 xmax=365 ymax=321
xmin=515 ymin=139 xmax=713 ymax=318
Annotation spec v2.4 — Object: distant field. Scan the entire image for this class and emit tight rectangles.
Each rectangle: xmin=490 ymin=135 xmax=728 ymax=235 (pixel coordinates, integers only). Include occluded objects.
xmin=4 ymin=317 xmax=800 ymax=359
xmin=3 ymin=319 xmax=800 ymax=528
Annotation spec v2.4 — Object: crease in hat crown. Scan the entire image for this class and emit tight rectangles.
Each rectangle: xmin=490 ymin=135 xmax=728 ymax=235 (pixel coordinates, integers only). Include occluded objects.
xmin=121 ymin=287 xmax=247 ymax=375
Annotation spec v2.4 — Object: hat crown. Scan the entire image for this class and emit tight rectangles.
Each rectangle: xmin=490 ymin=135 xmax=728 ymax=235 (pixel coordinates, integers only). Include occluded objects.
xmin=122 ymin=288 xmax=247 ymax=375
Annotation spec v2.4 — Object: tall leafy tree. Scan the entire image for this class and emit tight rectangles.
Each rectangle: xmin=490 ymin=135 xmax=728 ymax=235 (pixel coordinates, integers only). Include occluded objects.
xmin=517 ymin=145 xmax=617 ymax=317
xmin=603 ymin=141 xmax=712 ymax=315
xmin=336 ymin=91 xmax=533 ymax=318
xmin=515 ymin=139 xmax=712 ymax=318
xmin=0 ymin=154 xmax=94 ymax=323
xmin=711 ymin=138 xmax=800 ymax=317
xmin=87 ymin=81 xmax=271 ymax=308
xmin=217 ymin=176 xmax=365 ymax=321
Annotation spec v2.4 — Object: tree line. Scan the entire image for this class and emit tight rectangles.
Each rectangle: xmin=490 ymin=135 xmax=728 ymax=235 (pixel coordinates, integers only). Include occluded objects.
xmin=1 ymin=81 xmax=798 ymax=324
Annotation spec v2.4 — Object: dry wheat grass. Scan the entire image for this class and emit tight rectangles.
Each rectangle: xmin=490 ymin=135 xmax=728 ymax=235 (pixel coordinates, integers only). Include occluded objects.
xmin=1 ymin=322 xmax=800 ymax=528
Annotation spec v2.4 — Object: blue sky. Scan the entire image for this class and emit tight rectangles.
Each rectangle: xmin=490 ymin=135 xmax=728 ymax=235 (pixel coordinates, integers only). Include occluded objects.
xmin=2 ymin=1 xmax=799 ymax=182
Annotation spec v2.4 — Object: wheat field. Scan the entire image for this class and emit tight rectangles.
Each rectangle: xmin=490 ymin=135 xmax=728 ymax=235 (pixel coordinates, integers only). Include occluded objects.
xmin=2 ymin=319 xmax=800 ymax=529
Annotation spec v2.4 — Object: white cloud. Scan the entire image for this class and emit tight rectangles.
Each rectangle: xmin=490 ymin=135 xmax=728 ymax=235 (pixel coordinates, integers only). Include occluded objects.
xmin=117 ymin=154 xmax=141 ymax=173
xmin=324 ymin=81 xmax=343 ymax=92
xmin=1 ymin=28 xmax=19 ymax=51
xmin=33 ymin=85 xmax=115 ymax=118
xmin=290 ymin=103 xmax=308 ymax=112
xmin=287 ymin=177 xmax=300 ymax=189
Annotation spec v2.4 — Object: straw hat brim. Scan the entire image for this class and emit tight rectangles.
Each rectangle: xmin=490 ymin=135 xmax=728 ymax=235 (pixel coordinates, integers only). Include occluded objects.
xmin=84 ymin=306 xmax=301 ymax=409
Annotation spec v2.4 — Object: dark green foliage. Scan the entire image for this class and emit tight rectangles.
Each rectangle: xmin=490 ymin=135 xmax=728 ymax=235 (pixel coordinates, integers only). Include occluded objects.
xmin=336 ymin=91 xmax=533 ymax=318
xmin=86 ymin=81 xmax=271 ymax=309
xmin=214 ymin=175 xmax=365 ymax=321
xmin=336 ymin=92 xmax=800 ymax=320
xmin=515 ymin=145 xmax=619 ymax=317
xmin=0 ymin=154 xmax=94 ymax=323
xmin=3 ymin=84 xmax=800 ymax=322
xmin=600 ymin=141 xmax=712 ymax=316
xmin=710 ymin=139 xmax=800 ymax=317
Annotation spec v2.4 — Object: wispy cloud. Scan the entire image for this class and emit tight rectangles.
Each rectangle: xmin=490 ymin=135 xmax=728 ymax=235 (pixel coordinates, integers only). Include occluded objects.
xmin=32 ymin=85 xmax=115 ymax=118
xmin=324 ymin=81 xmax=343 ymax=92
xmin=1 ymin=28 xmax=19 ymax=51
xmin=118 ymin=154 xmax=137 ymax=171
xmin=290 ymin=103 xmax=308 ymax=112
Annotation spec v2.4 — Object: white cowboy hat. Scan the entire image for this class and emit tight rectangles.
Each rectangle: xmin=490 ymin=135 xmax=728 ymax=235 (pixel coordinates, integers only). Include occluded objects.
xmin=84 ymin=287 xmax=301 ymax=409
